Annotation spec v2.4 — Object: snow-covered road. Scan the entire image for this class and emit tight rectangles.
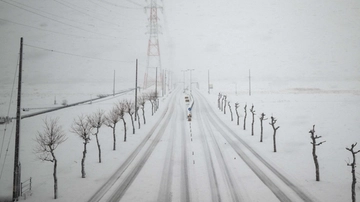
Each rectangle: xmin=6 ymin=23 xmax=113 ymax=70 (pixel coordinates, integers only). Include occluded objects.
xmin=86 ymin=88 xmax=314 ymax=202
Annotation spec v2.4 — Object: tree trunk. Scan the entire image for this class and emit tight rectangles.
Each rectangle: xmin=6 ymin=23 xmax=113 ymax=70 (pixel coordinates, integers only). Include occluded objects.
xmin=123 ymin=119 xmax=127 ymax=142
xmin=351 ymin=152 xmax=357 ymax=202
xmin=95 ymin=133 xmax=101 ymax=163
xmin=228 ymin=103 xmax=233 ymax=121
xmin=243 ymin=105 xmax=247 ymax=130
xmin=112 ymin=124 xmax=116 ymax=150
xmin=251 ymin=113 xmax=255 ymax=136
xmin=51 ymin=152 xmax=58 ymax=199
xmin=81 ymin=142 xmax=87 ymax=178
xmin=137 ymin=112 xmax=140 ymax=129
xmin=260 ymin=119 xmax=263 ymax=142
xmin=150 ymin=101 xmax=154 ymax=116
xmin=312 ymin=143 xmax=319 ymax=181
xmin=273 ymin=132 xmax=277 ymax=152
xmin=235 ymin=108 xmax=239 ymax=125
xmin=142 ymin=108 xmax=146 ymax=124
xmin=220 ymin=99 xmax=223 ymax=111
xmin=129 ymin=113 xmax=135 ymax=134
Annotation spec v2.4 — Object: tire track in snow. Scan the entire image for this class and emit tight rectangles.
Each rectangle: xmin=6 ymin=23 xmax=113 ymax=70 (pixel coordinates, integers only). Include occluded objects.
xmin=157 ymin=103 xmax=177 ymax=202
xmin=197 ymin=99 xmax=243 ymax=202
xmin=195 ymin=90 xmax=314 ymax=202
xmin=106 ymin=97 xmax=177 ymax=202
xmin=87 ymin=89 xmax=179 ymax=202
xmin=180 ymin=103 xmax=191 ymax=202
xmin=193 ymin=100 xmax=222 ymax=202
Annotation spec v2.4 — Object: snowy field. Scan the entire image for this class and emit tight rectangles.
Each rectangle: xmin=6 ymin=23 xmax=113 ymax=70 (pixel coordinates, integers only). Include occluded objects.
xmin=1 ymin=0 xmax=360 ymax=201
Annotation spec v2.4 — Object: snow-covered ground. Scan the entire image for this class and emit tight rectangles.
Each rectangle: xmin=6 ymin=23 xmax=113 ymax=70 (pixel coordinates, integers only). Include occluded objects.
xmin=1 ymin=0 xmax=360 ymax=201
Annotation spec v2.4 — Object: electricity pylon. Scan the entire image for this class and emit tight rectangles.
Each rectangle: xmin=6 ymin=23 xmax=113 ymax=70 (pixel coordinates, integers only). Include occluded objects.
xmin=144 ymin=0 xmax=162 ymax=90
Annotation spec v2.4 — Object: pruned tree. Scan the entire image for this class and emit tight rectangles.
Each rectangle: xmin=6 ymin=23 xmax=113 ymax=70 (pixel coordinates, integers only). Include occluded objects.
xmin=34 ymin=117 xmax=67 ymax=199
xmin=309 ymin=125 xmax=326 ymax=181
xmin=104 ymin=107 xmax=121 ymax=150
xmin=117 ymin=101 xmax=127 ymax=142
xmin=235 ymin=102 xmax=240 ymax=125
xmin=243 ymin=104 xmax=247 ymax=130
xmin=228 ymin=101 xmax=233 ymax=121
xmin=150 ymin=91 xmax=159 ymax=113
xmin=136 ymin=105 xmax=140 ymax=129
xmin=124 ymin=99 xmax=135 ymax=134
xmin=269 ymin=116 xmax=280 ymax=152
xmin=138 ymin=95 xmax=147 ymax=124
xmin=259 ymin=113 xmax=267 ymax=142
xmin=71 ymin=115 xmax=93 ymax=178
xmin=87 ymin=109 xmax=105 ymax=163
xmin=223 ymin=95 xmax=227 ymax=114
xmin=346 ymin=142 xmax=360 ymax=202
xmin=147 ymin=91 xmax=158 ymax=115
xmin=250 ymin=104 xmax=255 ymax=136
xmin=218 ymin=93 xmax=222 ymax=110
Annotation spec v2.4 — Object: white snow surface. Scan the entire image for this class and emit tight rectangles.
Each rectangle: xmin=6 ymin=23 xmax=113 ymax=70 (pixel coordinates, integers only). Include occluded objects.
xmin=0 ymin=0 xmax=360 ymax=201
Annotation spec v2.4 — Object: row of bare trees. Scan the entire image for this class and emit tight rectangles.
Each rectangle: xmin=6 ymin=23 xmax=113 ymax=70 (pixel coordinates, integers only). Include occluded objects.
xmin=218 ymin=94 xmax=280 ymax=153
xmin=33 ymin=91 xmax=159 ymax=199
xmin=217 ymin=93 xmax=359 ymax=202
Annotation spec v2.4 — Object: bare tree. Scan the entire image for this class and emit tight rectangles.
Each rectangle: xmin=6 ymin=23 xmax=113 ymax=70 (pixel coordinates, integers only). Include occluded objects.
xmin=269 ymin=116 xmax=280 ymax=152
xmin=218 ymin=93 xmax=222 ymax=110
xmin=87 ymin=109 xmax=105 ymax=163
xmin=138 ymin=95 xmax=147 ymax=124
xmin=136 ymin=105 xmax=140 ymax=129
xmin=34 ymin=117 xmax=67 ymax=199
xmin=71 ymin=115 xmax=93 ymax=178
xmin=147 ymin=92 xmax=157 ymax=116
xmin=124 ymin=100 xmax=136 ymax=134
xmin=117 ymin=101 xmax=127 ymax=142
xmin=243 ymin=104 xmax=247 ymax=130
xmin=104 ymin=107 xmax=120 ymax=150
xmin=228 ymin=101 xmax=233 ymax=121
xmin=309 ymin=125 xmax=326 ymax=181
xmin=149 ymin=91 xmax=159 ymax=113
xmin=346 ymin=143 xmax=360 ymax=202
xmin=250 ymin=104 xmax=255 ymax=136
xmin=259 ymin=113 xmax=267 ymax=142
xmin=223 ymin=95 xmax=227 ymax=114
xmin=220 ymin=95 xmax=225 ymax=112
xmin=235 ymin=102 xmax=240 ymax=125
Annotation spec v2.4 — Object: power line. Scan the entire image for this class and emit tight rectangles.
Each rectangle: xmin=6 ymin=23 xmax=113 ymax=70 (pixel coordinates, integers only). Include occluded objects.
xmin=0 ymin=0 xmax=118 ymax=39
xmin=0 ymin=18 xmax=99 ymax=39
xmin=52 ymin=0 xmax=123 ymax=28
xmin=0 ymin=122 xmax=15 ymax=181
xmin=23 ymin=43 xmax=133 ymax=63
xmin=96 ymin=0 xmax=144 ymax=9
xmin=0 ymin=56 xmax=19 ymax=182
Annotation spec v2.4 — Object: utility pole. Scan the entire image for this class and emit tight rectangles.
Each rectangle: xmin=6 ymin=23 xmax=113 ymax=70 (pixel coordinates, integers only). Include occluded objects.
xmin=13 ymin=37 xmax=23 ymax=201
xmin=181 ymin=70 xmax=186 ymax=92
xmin=134 ymin=59 xmax=138 ymax=121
